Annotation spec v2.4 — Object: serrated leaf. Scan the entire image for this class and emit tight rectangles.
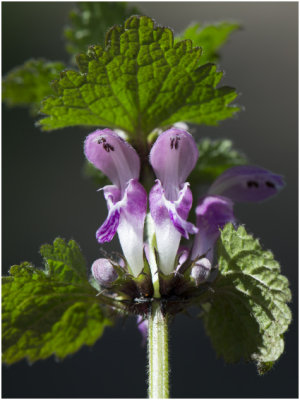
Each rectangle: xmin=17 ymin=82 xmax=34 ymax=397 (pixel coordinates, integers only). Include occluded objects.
xmin=175 ymin=22 xmax=240 ymax=65
xmin=64 ymin=2 xmax=140 ymax=58
xmin=203 ymin=224 xmax=291 ymax=373
xmin=2 ymin=239 xmax=112 ymax=364
xmin=40 ymin=238 xmax=87 ymax=284
xmin=189 ymin=138 xmax=247 ymax=185
xmin=2 ymin=59 xmax=65 ymax=115
xmin=39 ymin=16 xmax=240 ymax=137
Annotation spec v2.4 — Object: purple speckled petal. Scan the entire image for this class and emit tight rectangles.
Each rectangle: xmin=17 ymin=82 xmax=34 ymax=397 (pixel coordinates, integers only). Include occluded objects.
xmin=96 ymin=206 xmax=120 ymax=243
xmin=117 ymin=179 xmax=147 ymax=277
xmin=208 ymin=165 xmax=285 ymax=203
xmin=150 ymin=128 xmax=199 ymax=201
xmin=150 ymin=180 xmax=198 ymax=238
xmin=168 ymin=182 xmax=198 ymax=239
xmin=84 ymin=129 xmax=140 ymax=193
xmin=191 ymin=195 xmax=235 ymax=262
xmin=96 ymin=185 xmax=122 ymax=243
xmin=150 ymin=180 xmax=197 ymax=275
xmin=137 ymin=316 xmax=148 ymax=346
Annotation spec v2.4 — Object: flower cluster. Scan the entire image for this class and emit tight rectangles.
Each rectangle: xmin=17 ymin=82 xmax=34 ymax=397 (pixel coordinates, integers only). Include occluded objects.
xmin=84 ymin=127 xmax=284 ymax=319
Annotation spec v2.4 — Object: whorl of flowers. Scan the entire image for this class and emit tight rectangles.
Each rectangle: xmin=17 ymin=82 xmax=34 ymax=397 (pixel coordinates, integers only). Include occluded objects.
xmin=84 ymin=126 xmax=284 ymax=337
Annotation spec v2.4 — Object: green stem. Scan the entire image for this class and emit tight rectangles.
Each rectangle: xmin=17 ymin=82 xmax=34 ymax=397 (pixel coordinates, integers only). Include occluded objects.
xmin=148 ymin=301 xmax=169 ymax=399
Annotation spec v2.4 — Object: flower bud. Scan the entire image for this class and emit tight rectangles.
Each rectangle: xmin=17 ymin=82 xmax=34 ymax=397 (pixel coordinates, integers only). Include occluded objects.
xmin=208 ymin=165 xmax=284 ymax=203
xmin=191 ymin=257 xmax=211 ymax=285
xmin=91 ymin=258 xmax=118 ymax=287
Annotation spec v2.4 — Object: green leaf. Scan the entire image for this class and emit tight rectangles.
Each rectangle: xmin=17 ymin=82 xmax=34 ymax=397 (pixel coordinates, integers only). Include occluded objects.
xmin=2 ymin=238 xmax=112 ymax=364
xmin=39 ymin=16 xmax=240 ymax=137
xmin=40 ymin=238 xmax=87 ymax=284
xmin=64 ymin=2 xmax=140 ymax=57
xmin=2 ymin=59 xmax=65 ymax=115
xmin=175 ymin=22 xmax=240 ymax=65
xmin=189 ymin=138 xmax=247 ymax=185
xmin=203 ymin=224 xmax=291 ymax=373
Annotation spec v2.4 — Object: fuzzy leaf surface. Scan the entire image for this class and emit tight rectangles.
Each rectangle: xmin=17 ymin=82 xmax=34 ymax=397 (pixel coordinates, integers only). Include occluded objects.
xmin=2 ymin=59 xmax=65 ymax=114
xmin=189 ymin=138 xmax=247 ymax=185
xmin=203 ymin=224 xmax=291 ymax=374
xmin=175 ymin=22 xmax=240 ymax=65
xmin=64 ymin=2 xmax=140 ymax=57
xmin=2 ymin=238 xmax=111 ymax=364
xmin=39 ymin=16 xmax=239 ymax=135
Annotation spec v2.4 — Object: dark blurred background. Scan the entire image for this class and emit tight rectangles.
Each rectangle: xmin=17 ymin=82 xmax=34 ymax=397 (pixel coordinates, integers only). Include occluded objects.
xmin=2 ymin=2 xmax=298 ymax=398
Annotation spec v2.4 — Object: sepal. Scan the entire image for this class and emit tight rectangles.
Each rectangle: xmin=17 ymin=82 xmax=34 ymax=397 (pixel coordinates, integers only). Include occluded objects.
xmin=98 ymin=254 xmax=154 ymax=317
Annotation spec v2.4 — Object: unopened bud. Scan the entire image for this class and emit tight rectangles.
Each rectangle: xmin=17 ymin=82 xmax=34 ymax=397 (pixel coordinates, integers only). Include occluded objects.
xmin=191 ymin=257 xmax=211 ymax=285
xmin=91 ymin=258 xmax=118 ymax=287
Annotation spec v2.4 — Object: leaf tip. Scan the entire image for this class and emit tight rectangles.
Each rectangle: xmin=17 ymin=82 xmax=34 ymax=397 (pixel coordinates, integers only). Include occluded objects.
xmin=257 ymin=361 xmax=275 ymax=375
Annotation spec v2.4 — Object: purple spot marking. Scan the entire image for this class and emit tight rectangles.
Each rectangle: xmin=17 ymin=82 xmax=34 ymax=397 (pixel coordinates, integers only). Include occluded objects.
xmin=170 ymin=135 xmax=181 ymax=150
xmin=96 ymin=208 xmax=120 ymax=243
xmin=169 ymin=209 xmax=189 ymax=239
xmin=97 ymin=136 xmax=115 ymax=152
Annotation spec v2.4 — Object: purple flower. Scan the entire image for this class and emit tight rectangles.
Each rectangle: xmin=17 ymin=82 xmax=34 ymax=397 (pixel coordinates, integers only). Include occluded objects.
xmin=149 ymin=128 xmax=199 ymax=275
xmin=208 ymin=165 xmax=284 ymax=202
xmin=84 ymin=129 xmax=147 ymax=277
xmin=191 ymin=166 xmax=284 ymax=269
xmin=191 ymin=195 xmax=235 ymax=263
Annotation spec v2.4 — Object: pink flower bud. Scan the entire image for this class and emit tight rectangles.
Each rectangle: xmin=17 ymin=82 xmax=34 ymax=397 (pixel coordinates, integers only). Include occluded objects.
xmin=91 ymin=258 xmax=118 ymax=287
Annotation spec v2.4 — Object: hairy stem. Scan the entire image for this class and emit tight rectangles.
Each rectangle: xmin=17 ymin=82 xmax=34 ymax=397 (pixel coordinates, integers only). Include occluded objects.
xmin=148 ymin=301 xmax=169 ymax=398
